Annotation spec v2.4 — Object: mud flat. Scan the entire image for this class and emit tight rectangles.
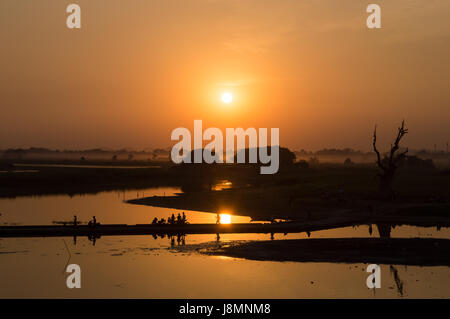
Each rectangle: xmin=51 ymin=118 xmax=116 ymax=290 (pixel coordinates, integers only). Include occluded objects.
xmin=203 ymin=238 xmax=450 ymax=266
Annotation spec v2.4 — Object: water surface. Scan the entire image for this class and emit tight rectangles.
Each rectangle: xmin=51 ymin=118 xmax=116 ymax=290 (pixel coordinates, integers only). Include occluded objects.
xmin=0 ymin=188 xmax=449 ymax=298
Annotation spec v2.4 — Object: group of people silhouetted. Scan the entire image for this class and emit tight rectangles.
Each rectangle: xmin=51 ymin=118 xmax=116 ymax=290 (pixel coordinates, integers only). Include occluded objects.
xmin=152 ymin=212 xmax=188 ymax=225
xmin=71 ymin=215 xmax=98 ymax=227
xmin=88 ymin=216 xmax=99 ymax=227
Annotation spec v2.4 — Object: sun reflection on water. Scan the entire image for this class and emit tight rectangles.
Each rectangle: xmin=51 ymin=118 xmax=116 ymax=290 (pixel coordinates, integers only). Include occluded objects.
xmin=220 ymin=214 xmax=232 ymax=224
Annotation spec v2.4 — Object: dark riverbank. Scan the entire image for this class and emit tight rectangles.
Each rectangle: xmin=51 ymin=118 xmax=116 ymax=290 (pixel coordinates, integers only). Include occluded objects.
xmin=202 ymin=238 xmax=450 ymax=266
xmin=0 ymin=161 xmax=179 ymax=198
xmin=2 ymin=160 xmax=449 ymax=226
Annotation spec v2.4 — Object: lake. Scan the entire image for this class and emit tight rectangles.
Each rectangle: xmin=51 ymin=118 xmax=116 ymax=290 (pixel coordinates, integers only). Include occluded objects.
xmin=1 ymin=187 xmax=449 ymax=298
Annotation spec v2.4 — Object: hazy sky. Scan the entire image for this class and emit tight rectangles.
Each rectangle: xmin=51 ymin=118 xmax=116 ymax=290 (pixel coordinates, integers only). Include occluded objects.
xmin=1 ymin=0 xmax=449 ymax=151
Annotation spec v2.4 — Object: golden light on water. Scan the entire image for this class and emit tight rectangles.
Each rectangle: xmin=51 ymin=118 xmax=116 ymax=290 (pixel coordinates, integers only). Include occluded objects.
xmin=220 ymin=213 xmax=232 ymax=224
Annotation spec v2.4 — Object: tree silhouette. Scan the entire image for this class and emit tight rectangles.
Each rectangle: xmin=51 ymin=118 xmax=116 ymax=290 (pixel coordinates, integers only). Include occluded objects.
xmin=373 ymin=120 xmax=408 ymax=197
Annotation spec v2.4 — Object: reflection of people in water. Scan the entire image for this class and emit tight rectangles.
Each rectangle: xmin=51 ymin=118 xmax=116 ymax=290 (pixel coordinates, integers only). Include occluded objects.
xmin=87 ymin=234 xmax=100 ymax=246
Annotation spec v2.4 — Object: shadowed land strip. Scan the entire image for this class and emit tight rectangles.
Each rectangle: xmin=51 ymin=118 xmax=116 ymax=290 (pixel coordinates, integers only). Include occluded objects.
xmin=0 ymin=219 xmax=364 ymax=238
xmin=201 ymin=238 xmax=450 ymax=266
xmin=128 ymin=194 xmax=450 ymax=225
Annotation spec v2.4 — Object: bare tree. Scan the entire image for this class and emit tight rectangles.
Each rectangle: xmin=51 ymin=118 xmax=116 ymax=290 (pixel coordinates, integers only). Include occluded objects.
xmin=373 ymin=120 xmax=408 ymax=196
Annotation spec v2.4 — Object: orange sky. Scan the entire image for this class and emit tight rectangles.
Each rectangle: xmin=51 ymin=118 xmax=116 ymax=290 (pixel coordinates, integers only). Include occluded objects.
xmin=1 ymin=0 xmax=449 ymax=151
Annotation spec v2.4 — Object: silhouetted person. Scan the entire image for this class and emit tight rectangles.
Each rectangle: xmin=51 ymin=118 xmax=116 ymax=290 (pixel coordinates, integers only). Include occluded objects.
xmin=73 ymin=215 xmax=78 ymax=226
xmin=152 ymin=217 xmax=158 ymax=224
xmin=92 ymin=216 xmax=97 ymax=226
xmin=216 ymin=213 xmax=221 ymax=224
xmin=170 ymin=213 xmax=176 ymax=224
xmin=182 ymin=212 xmax=187 ymax=224
xmin=177 ymin=213 xmax=182 ymax=224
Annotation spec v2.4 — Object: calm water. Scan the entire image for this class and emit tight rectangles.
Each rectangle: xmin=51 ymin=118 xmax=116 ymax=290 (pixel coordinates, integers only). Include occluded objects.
xmin=0 ymin=187 xmax=449 ymax=298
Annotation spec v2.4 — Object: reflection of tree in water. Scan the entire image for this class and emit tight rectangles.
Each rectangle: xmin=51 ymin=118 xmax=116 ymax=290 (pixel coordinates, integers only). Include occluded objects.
xmin=390 ymin=265 xmax=405 ymax=297
xmin=376 ymin=223 xmax=392 ymax=239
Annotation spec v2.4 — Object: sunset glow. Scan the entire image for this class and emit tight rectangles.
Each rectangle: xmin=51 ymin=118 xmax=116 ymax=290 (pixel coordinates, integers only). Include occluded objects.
xmin=221 ymin=92 xmax=233 ymax=104
xmin=1 ymin=0 xmax=450 ymax=302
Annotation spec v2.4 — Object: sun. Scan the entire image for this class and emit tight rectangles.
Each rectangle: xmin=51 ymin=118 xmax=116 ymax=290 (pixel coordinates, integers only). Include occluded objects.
xmin=221 ymin=92 xmax=233 ymax=104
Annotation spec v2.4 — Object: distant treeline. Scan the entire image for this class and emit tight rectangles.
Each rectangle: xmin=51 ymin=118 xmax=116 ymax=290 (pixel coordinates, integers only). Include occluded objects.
xmin=1 ymin=146 xmax=449 ymax=165
xmin=0 ymin=147 xmax=171 ymax=161
xmin=294 ymin=148 xmax=450 ymax=165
